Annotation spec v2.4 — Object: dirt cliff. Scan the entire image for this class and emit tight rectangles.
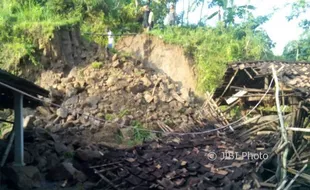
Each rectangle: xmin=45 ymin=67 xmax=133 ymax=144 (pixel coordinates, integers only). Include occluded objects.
xmin=116 ymin=34 xmax=197 ymax=93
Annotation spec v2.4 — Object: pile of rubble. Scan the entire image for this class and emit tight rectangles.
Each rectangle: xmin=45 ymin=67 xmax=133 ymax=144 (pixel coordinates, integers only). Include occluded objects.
xmin=0 ymin=126 xmax=272 ymax=190
xmin=34 ymin=53 xmax=204 ymax=146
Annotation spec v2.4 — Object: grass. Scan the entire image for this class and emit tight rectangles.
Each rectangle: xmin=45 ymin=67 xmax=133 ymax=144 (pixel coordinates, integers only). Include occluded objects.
xmin=105 ymin=109 xmax=130 ymax=121
xmin=117 ymin=120 xmax=154 ymax=146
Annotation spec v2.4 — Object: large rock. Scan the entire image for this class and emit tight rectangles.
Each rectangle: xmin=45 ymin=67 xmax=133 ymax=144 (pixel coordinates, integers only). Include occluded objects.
xmin=2 ymin=166 xmax=42 ymax=190
xmin=75 ymin=149 xmax=102 ymax=161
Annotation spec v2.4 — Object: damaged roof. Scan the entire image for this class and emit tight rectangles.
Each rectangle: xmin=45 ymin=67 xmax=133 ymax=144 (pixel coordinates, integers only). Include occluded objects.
xmin=0 ymin=69 xmax=49 ymax=109
xmin=213 ymin=60 xmax=310 ymax=102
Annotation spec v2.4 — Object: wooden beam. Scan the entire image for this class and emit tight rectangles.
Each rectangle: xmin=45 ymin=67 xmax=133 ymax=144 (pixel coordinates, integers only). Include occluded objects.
xmin=251 ymin=67 xmax=260 ymax=76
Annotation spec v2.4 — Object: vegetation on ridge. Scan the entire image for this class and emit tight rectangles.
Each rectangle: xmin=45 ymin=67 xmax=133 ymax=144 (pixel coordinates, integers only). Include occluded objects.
xmin=0 ymin=0 xmax=309 ymax=93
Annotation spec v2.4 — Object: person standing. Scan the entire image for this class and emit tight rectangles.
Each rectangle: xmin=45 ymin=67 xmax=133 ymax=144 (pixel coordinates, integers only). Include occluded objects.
xmin=164 ymin=4 xmax=176 ymax=26
xmin=142 ymin=5 xmax=150 ymax=32
xmin=148 ymin=8 xmax=154 ymax=31
xmin=105 ymin=28 xmax=114 ymax=59
xmin=107 ymin=28 xmax=114 ymax=49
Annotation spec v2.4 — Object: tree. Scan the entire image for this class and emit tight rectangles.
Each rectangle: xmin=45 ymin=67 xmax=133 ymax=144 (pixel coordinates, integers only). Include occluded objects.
xmin=207 ymin=0 xmax=255 ymax=26
xmin=283 ymin=34 xmax=310 ymax=61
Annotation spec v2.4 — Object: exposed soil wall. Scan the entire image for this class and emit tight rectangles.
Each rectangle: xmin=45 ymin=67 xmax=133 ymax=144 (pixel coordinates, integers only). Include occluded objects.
xmin=41 ymin=25 xmax=88 ymax=66
xmin=116 ymin=34 xmax=197 ymax=93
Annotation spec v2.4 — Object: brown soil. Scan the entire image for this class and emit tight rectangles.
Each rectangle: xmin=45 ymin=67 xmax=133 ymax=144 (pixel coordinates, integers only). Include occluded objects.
xmin=116 ymin=34 xmax=197 ymax=94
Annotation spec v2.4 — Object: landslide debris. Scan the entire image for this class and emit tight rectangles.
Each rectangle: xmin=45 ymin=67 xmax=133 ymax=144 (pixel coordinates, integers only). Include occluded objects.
xmin=35 ymin=53 xmax=203 ymax=147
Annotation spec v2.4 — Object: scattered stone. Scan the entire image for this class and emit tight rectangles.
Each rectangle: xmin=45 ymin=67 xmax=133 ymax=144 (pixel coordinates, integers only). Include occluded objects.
xmin=37 ymin=106 xmax=52 ymax=117
xmin=141 ymin=76 xmax=152 ymax=87
xmin=112 ymin=60 xmax=120 ymax=67
xmin=112 ymin=54 xmax=118 ymax=61
xmin=23 ymin=115 xmax=36 ymax=128
xmin=106 ymin=76 xmax=118 ymax=87
xmin=144 ymin=92 xmax=153 ymax=103
xmin=56 ymin=108 xmax=68 ymax=118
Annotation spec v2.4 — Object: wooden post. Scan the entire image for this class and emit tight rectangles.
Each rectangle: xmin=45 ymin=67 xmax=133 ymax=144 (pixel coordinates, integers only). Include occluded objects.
xmin=264 ymin=76 xmax=269 ymax=89
xmin=13 ymin=92 xmax=25 ymax=166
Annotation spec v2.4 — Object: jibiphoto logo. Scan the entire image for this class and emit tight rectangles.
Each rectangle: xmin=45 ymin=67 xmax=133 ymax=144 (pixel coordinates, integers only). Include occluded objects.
xmin=207 ymin=151 xmax=269 ymax=161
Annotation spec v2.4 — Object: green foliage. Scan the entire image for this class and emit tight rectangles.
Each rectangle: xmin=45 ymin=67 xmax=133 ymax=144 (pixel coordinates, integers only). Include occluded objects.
xmin=151 ymin=23 xmax=274 ymax=93
xmin=283 ymin=0 xmax=310 ymax=61
xmin=119 ymin=109 xmax=130 ymax=117
xmin=105 ymin=114 xmax=116 ymax=121
xmin=0 ymin=123 xmax=12 ymax=138
xmin=91 ymin=61 xmax=104 ymax=69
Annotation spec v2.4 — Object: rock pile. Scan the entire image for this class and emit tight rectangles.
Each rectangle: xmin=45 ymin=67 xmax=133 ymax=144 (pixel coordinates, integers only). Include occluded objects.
xmin=35 ymin=53 xmax=204 ymax=146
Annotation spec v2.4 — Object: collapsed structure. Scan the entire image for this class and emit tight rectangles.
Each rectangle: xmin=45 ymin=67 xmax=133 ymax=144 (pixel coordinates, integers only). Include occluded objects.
xmin=213 ymin=60 xmax=310 ymax=188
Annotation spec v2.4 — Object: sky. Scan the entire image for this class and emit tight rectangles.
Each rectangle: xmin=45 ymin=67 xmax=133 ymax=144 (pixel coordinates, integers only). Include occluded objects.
xmin=175 ymin=0 xmax=306 ymax=55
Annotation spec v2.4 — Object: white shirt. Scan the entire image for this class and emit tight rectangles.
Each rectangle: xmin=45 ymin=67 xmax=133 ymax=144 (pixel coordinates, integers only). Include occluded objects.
xmin=108 ymin=31 xmax=114 ymax=45
xmin=148 ymin=11 xmax=154 ymax=24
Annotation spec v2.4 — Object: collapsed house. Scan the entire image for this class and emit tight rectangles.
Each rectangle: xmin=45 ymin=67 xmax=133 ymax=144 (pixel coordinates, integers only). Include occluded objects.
xmin=213 ymin=60 xmax=310 ymax=187
xmin=213 ymin=60 xmax=310 ymax=127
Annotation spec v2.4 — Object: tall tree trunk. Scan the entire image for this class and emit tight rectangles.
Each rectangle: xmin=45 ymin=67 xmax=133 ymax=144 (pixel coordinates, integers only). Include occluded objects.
xmin=135 ymin=0 xmax=139 ymax=14
xmin=182 ymin=0 xmax=185 ymax=26
xmin=218 ymin=6 xmax=221 ymax=21
xmin=199 ymin=0 xmax=205 ymax=24
xmin=187 ymin=0 xmax=191 ymax=25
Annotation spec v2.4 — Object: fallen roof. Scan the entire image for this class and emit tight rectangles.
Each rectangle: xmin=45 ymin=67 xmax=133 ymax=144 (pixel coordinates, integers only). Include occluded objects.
xmin=0 ymin=69 xmax=49 ymax=109
xmin=213 ymin=60 xmax=310 ymax=102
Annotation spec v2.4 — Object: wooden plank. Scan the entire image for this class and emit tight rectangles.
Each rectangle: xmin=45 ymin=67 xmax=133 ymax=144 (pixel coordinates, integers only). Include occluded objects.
xmin=216 ymin=69 xmax=239 ymax=104
xmin=230 ymin=86 xmax=293 ymax=93
xmin=225 ymin=90 xmax=247 ymax=105
xmin=244 ymin=68 xmax=254 ymax=80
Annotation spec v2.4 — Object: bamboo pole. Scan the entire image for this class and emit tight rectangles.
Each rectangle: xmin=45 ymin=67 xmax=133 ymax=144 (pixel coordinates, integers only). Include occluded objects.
xmin=272 ymin=65 xmax=289 ymax=182
xmin=287 ymin=127 xmax=310 ymax=132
